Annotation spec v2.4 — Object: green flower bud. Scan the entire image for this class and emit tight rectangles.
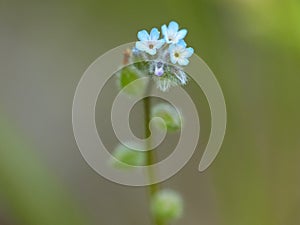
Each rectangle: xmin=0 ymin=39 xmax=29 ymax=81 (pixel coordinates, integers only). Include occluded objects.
xmin=151 ymin=189 xmax=183 ymax=222
xmin=151 ymin=103 xmax=181 ymax=132
xmin=117 ymin=66 xmax=148 ymax=96
xmin=110 ymin=143 xmax=146 ymax=169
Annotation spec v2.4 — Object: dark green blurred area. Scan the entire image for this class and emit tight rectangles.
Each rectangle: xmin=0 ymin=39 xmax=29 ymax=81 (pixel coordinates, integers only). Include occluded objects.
xmin=0 ymin=0 xmax=299 ymax=224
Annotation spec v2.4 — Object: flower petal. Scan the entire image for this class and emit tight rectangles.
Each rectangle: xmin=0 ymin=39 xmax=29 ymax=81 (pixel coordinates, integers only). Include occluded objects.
xmin=137 ymin=30 xmax=149 ymax=41
xmin=170 ymin=54 xmax=178 ymax=64
xmin=161 ymin=24 xmax=168 ymax=36
xmin=147 ymin=48 xmax=156 ymax=55
xmin=168 ymin=44 xmax=176 ymax=52
xmin=135 ymin=41 xmax=148 ymax=52
xmin=182 ymin=47 xmax=194 ymax=57
xmin=176 ymin=29 xmax=187 ymax=40
xmin=178 ymin=58 xmax=189 ymax=66
xmin=168 ymin=21 xmax=179 ymax=32
xmin=177 ymin=39 xmax=187 ymax=47
xmin=150 ymin=28 xmax=160 ymax=40
xmin=154 ymin=39 xmax=165 ymax=49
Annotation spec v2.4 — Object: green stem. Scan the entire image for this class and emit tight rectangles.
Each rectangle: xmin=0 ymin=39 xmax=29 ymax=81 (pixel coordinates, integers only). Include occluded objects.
xmin=143 ymin=85 xmax=163 ymax=225
xmin=143 ymin=96 xmax=158 ymax=194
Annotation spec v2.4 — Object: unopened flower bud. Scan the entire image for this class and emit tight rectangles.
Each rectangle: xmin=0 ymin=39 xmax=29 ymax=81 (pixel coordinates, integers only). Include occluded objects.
xmin=110 ymin=143 xmax=146 ymax=169
xmin=151 ymin=103 xmax=181 ymax=132
xmin=154 ymin=62 xmax=164 ymax=76
xmin=151 ymin=189 xmax=183 ymax=222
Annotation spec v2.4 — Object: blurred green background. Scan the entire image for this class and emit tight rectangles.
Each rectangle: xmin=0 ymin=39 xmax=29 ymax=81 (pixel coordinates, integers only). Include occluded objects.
xmin=1 ymin=0 xmax=300 ymax=224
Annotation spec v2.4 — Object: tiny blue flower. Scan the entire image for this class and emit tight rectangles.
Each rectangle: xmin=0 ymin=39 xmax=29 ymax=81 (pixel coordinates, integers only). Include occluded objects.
xmin=169 ymin=40 xmax=194 ymax=66
xmin=136 ymin=28 xmax=165 ymax=55
xmin=161 ymin=21 xmax=187 ymax=44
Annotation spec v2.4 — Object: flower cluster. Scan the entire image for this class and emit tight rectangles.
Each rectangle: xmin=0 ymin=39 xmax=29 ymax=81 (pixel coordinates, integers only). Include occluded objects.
xmin=129 ymin=21 xmax=194 ymax=91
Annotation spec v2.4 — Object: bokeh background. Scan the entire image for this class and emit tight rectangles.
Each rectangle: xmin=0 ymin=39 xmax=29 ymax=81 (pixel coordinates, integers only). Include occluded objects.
xmin=1 ymin=0 xmax=300 ymax=224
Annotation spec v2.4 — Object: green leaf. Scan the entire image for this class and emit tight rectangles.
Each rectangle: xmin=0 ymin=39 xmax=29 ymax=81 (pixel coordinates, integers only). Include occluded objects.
xmin=118 ymin=66 xmax=148 ymax=96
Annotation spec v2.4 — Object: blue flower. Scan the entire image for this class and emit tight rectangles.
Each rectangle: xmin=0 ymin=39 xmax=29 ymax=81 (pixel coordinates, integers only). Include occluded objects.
xmin=169 ymin=40 xmax=194 ymax=66
xmin=161 ymin=21 xmax=187 ymax=44
xmin=135 ymin=28 xmax=165 ymax=55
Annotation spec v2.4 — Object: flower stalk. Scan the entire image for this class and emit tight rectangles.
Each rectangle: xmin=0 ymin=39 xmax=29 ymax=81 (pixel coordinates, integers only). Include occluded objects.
xmin=143 ymin=83 xmax=162 ymax=224
xmin=112 ymin=21 xmax=189 ymax=225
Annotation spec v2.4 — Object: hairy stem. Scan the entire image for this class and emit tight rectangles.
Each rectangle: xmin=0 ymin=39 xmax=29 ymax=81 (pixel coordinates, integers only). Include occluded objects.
xmin=143 ymin=84 xmax=163 ymax=225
